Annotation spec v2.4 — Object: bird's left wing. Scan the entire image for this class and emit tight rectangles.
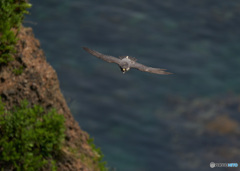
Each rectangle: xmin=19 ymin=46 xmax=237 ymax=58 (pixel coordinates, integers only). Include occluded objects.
xmin=83 ymin=47 xmax=121 ymax=64
xmin=131 ymin=62 xmax=172 ymax=75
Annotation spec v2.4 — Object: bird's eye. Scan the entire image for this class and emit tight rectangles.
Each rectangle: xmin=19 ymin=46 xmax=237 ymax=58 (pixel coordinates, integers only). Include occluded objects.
xmin=122 ymin=68 xmax=126 ymax=71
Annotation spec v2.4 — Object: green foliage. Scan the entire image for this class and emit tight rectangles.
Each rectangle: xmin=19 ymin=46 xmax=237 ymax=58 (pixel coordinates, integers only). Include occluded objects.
xmin=0 ymin=99 xmax=65 ymax=170
xmin=12 ymin=65 xmax=24 ymax=75
xmin=87 ymin=138 xmax=109 ymax=171
xmin=0 ymin=0 xmax=32 ymax=64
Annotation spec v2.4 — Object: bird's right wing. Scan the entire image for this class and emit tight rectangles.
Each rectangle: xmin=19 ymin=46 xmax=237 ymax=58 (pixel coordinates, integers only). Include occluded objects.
xmin=131 ymin=62 xmax=172 ymax=75
xmin=83 ymin=47 xmax=121 ymax=64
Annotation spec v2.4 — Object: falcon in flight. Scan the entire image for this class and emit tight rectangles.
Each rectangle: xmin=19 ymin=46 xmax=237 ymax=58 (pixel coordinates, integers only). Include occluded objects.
xmin=83 ymin=47 xmax=172 ymax=75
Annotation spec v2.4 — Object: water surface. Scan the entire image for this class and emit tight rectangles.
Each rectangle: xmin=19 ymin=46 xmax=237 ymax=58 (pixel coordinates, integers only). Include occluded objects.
xmin=26 ymin=1 xmax=240 ymax=170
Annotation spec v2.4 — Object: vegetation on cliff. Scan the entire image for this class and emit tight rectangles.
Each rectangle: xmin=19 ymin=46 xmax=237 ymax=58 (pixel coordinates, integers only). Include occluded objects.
xmin=0 ymin=0 xmax=31 ymax=64
xmin=0 ymin=1 xmax=109 ymax=171
xmin=0 ymin=99 xmax=65 ymax=170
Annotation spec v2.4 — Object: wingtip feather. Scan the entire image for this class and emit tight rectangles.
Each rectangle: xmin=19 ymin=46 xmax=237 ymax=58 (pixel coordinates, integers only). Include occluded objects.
xmin=166 ymin=72 xmax=173 ymax=75
xmin=82 ymin=47 xmax=88 ymax=51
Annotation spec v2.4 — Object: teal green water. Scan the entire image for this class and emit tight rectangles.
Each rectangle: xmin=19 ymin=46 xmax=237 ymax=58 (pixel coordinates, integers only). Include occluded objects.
xmin=26 ymin=1 xmax=240 ymax=170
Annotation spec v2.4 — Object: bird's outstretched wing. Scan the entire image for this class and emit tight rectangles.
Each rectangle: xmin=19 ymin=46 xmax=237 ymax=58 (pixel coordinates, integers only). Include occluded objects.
xmin=83 ymin=47 xmax=121 ymax=64
xmin=130 ymin=62 xmax=172 ymax=75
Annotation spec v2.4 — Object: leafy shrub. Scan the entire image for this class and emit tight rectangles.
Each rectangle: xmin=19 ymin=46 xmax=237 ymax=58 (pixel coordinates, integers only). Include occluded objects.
xmin=0 ymin=0 xmax=32 ymax=64
xmin=87 ymin=138 xmax=109 ymax=171
xmin=0 ymin=99 xmax=65 ymax=170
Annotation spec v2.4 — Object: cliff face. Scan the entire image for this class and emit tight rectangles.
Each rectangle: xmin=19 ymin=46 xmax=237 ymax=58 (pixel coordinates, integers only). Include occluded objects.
xmin=0 ymin=27 xmax=100 ymax=171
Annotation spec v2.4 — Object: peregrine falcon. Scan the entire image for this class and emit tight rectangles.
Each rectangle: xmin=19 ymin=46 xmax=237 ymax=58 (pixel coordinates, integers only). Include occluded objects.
xmin=83 ymin=47 xmax=172 ymax=75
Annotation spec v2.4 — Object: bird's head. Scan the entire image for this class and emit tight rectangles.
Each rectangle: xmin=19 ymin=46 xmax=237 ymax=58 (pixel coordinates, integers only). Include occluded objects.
xmin=120 ymin=67 xmax=129 ymax=74
xmin=120 ymin=61 xmax=130 ymax=74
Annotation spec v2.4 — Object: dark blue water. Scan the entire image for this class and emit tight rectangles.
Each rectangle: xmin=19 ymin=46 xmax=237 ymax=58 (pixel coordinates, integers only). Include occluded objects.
xmin=25 ymin=1 xmax=240 ymax=170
